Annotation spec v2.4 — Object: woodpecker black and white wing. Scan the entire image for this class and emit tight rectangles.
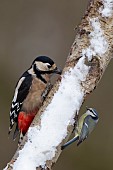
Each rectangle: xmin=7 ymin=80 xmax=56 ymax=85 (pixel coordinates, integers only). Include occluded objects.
xmin=9 ymin=71 xmax=33 ymax=133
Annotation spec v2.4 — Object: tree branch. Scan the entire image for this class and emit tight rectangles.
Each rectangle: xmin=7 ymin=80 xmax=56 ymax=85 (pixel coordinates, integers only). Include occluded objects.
xmin=4 ymin=0 xmax=113 ymax=169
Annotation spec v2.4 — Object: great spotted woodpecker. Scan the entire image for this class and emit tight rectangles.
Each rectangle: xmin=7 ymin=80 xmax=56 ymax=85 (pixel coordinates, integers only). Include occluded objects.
xmin=8 ymin=56 xmax=61 ymax=142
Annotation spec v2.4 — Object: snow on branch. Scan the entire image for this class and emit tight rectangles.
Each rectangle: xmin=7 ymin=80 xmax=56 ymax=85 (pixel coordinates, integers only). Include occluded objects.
xmin=5 ymin=0 xmax=113 ymax=170
xmin=99 ymin=0 xmax=113 ymax=17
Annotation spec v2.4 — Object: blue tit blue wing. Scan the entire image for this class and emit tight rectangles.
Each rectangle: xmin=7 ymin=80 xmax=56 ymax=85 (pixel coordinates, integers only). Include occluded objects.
xmin=77 ymin=115 xmax=92 ymax=146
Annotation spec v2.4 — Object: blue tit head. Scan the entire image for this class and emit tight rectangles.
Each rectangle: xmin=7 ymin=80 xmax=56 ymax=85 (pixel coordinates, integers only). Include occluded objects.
xmin=86 ymin=107 xmax=99 ymax=120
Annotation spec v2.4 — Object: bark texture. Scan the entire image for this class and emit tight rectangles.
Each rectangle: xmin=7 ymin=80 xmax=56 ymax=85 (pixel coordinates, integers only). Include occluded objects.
xmin=6 ymin=0 xmax=113 ymax=169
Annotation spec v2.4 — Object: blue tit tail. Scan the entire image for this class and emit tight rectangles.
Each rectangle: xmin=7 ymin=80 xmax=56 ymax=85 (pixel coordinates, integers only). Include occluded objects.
xmin=61 ymin=136 xmax=79 ymax=150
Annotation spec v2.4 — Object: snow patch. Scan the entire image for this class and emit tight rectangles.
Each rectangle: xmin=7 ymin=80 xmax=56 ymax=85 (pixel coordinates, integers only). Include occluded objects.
xmin=82 ymin=18 xmax=108 ymax=59
xmin=99 ymin=0 xmax=113 ymax=17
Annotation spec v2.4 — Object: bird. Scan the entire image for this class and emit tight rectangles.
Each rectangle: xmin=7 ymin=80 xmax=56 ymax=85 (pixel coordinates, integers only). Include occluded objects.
xmin=8 ymin=56 xmax=62 ymax=142
xmin=61 ymin=107 xmax=99 ymax=150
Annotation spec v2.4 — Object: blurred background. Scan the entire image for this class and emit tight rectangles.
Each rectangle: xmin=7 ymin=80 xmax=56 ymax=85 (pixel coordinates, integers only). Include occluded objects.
xmin=0 ymin=0 xmax=113 ymax=169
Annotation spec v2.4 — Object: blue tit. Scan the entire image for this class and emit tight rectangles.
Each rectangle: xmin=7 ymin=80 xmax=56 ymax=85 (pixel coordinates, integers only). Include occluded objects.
xmin=61 ymin=107 xmax=99 ymax=150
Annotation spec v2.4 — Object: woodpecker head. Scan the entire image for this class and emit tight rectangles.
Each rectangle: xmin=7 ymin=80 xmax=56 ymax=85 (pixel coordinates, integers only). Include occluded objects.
xmin=31 ymin=56 xmax=62 ymax=75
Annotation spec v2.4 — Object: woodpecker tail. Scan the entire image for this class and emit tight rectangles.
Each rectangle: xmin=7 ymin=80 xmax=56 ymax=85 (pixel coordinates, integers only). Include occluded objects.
xmin=8 ymin=123 xmax=14 ymax=135
xmin=8 ymin=127 xmax=12 ymax=135
xmin=61 ymin=136 xmax=79 ymax=150
xmin=13 ymin=124 xmax=19 ymax=140
xmin=13 ymin=124 xmax=25 ymax=145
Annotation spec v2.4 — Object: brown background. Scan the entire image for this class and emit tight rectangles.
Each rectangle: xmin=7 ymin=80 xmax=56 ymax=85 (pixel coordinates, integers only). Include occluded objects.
xmin=0 ymin=0 xmax=113 ymax=169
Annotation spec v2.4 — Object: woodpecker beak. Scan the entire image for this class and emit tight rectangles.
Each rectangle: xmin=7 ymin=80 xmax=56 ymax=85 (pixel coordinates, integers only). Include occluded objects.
xmin=53 ymin=67 xmax=62 ymax=74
